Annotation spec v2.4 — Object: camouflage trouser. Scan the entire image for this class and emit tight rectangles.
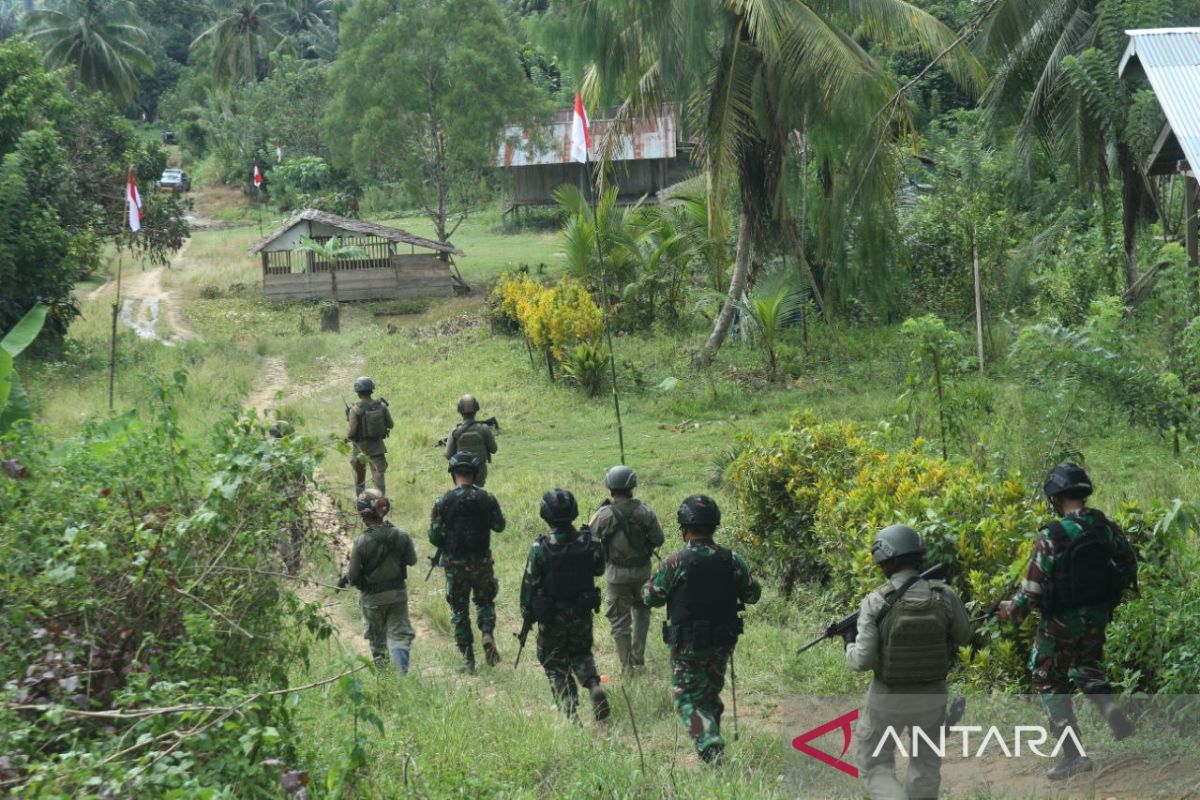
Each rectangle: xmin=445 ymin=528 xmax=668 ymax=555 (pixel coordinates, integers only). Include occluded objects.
xmin=670 ymin=647 xmax=731 ymax=754
xmin=351 ymin=446 xmax=387 ymax=496
xmin=1029 ymin=613 xmax=1113 ymax=726
xmin=360 ymin=588 xmax=415 ymax=662
xmin=606 ymin=580 xmax=651 ymax=667
xmin=537 ymin=615 xmax=600 ymax=717
xmin=444 ymin=558 xmax=498 ymax=649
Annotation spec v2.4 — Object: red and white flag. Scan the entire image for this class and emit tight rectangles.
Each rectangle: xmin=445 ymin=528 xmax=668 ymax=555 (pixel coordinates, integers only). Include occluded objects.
xmin=126 ymin=168 xmax=142 ymax=232
xmin=253 ymin=162 xmax=264 ymax=188
xmin=570 ymin=91 xmax=590 ymax=164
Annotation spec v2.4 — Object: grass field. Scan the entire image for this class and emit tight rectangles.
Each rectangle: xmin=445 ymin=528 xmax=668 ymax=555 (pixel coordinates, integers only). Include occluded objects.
xmin=18 ymin=195 xmax=1198 ymax=798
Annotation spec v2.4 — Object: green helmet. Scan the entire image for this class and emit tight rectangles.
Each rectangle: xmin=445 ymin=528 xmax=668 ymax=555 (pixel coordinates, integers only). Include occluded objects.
xmin=353 ymin=376 xmax=375 ymax=394
xmin=677 ymin=494 xmax=720 ymax=530
xmin=356 ymin=488 xmax=390 ymax=518
xmin=540 ymin=488 xmax=578 ymax=524
xmin=871 ymin=524 xmax=926 ymax=564
xmin=605 ymin=465 xmax=638 ymax=491
xmin=1043 ymin=463 xmax=1093 ymax=499
xmin=448 ymin=451 xmax=480 ymax=475
xmin=457 ymin=394 xmax=480 ymax=415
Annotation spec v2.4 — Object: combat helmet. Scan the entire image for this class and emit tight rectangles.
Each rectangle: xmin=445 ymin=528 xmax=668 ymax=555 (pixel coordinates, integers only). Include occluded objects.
xmin=871 ymin=524 xmax=926 ymax=564
xmin=448 ymin=451 xmax=481 ymax=475
xmin=457 ymin=394 xmax=480 ymax=415
xmin=1042 ymin=463 xmax=1093 ymax=499
xmin=353 ymin=376 xmax=375 ymax=394
xmin=356 ymin=488 xmax=390 ymax=518
xmin=605 ymin=465 xmax=638 ymax=491
xmin=677 ymin=494 xmax=721 ymax=530
xmin=540 ymin=488 xmax=579 ymax=524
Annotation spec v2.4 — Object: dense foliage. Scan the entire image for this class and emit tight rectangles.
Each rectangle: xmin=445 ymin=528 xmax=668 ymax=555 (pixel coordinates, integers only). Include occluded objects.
xmin=0 ymin=378 xmax=330 ymax=795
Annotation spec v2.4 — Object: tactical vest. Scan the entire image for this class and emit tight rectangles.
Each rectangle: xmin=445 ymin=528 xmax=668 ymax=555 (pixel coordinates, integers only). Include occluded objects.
xmin=875 ymin=579 xmax=952 ymax=685
xmin=441 ymin=487 xmax=492 ymax=556
xmin=454 ymin=421 xmax=488 ymax=463
xmin=664 ymin=544 xmax=742 ymax=649
xmin=356 ymin=399 xmax=389 ymax=441
xmin=1045 ymin=511 xmax=1126 ymax=613
xmin=603 ymin=501 xmax=653 ymax=568
xmin=357 ymin=524 xmax=407 ymax=594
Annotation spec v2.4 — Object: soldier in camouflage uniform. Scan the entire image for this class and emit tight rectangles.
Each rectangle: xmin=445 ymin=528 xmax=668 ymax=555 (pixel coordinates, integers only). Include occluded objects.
xmin=845 ymin=525 xmax=971 ymax=800
xmin=346 ymin=377 xmax=394 ymax=497
xmin=999 ymin=463 xmax=1138 ymax=780
xmin=519 ymin=488 xmax=611 ymax=721
xmin=643 ymin=495 xmax=761 ymax=764
xmin=340 ymin=490 xmax=418 ymax=673
xmin=589 ymin=465 xmax=665 ymax=674
xmin=444 ymin=394 xmax=498 ymax=487
xmin=429 ymin=451 xmax=506 ymax=672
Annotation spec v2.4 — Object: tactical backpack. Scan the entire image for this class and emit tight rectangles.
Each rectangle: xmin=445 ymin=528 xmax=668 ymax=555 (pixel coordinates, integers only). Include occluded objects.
xmin=454 ymin=421 xmax=488 ymax=464
xmin=356 ymin=399 xmax=390 ymax=441
xmin=1045 ymin=511 xmax=1135 ymax=614
xmin=441 ymin=487 xmax=492 ymax=556
xmin=355 ymin=524 xmax=407 ymax=594
xmin=875 ymin=578 xmax=953 ymax=685
xmin=603 ymin=501 xmax=653 ymax=568
xmin=537 ymin=527 xmax=601 ymax=619
xmin=664 ymin=545 xmax=743 ymax=649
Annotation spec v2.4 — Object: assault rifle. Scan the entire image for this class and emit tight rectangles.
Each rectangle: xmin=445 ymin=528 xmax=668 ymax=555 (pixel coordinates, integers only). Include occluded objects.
xmin=425 ymin=548 xmax=442 ymax=582
xmin=971 ymin=576 xmax=1019 ymax=624
xmin=513 ymin=616 xmax=534 ymax=668
xmin=794 ymin=563 xmax=946 ymax=655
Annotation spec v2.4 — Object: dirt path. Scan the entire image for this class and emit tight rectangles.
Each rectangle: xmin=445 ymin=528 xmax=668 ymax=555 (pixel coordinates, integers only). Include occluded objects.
xmin=88 ymin=240 xmax=198 ymax=344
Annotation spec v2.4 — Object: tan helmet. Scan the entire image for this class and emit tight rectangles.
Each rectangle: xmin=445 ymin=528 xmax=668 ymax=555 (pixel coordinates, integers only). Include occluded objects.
xmin=457 ymin=394 xmax=480 ymax=415
xmin=356 ymin=488 xmax=390 ymax=518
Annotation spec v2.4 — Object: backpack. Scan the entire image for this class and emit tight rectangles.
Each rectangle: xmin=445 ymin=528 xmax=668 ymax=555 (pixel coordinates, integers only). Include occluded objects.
xmin=442 ymin=487 xmax=492 ymax=556
xmin=357 ymin=399 xmax=390 ymax=441
xmin=538 ymin=527 xmax=601 ymax=618
xmin=1046 ymin=512 xmax=1135 ymax=613
xmin=603 ymin=501 xmax=653 ymax=568
xmin=455 ymin=421 xmax=488 ymax=462
xmin=876 ymin=579 xmax=953 ymax=685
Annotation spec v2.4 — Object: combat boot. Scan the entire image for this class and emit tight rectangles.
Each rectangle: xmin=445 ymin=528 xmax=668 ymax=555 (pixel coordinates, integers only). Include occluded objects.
xmin=1091 ymin=694 xmax=1135 ymax=741
xmin=481 ymin=632 xmax=501 ymax=667
xmin=391 ymin=648 xmax=410 ymax=675
xmin=1047 ymin=722 xmax=1093 ymax=781
xmin=613 ymin=634 xmax=633 ymax=675
xmin=457 ymin=645 xmax=476 ymax=674
xmin=589 ymin=683 xmax=611 ymax=722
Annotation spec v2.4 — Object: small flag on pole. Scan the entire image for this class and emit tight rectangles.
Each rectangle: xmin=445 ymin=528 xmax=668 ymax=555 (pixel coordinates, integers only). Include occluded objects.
xmin=570 ymin=91 xmax=591 ymax=164
xmin=126 ymin=167 xmax=142 ymax=232
xmin=253 ymin=162 xmax=264 ymax=188
xmin=275 ymin=143 xmax=283 ymax=163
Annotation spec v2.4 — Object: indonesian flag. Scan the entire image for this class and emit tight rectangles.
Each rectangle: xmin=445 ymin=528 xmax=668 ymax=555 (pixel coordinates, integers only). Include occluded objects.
xmin=275 ymin=143 xmax=283 ymax=163
xmin=253 ymin=162 xmax=264 ymax=188
xmin=570 ymin=91 xmax=590 ymax=164
xmin=126 ymin=168 xmax=142 ymax=232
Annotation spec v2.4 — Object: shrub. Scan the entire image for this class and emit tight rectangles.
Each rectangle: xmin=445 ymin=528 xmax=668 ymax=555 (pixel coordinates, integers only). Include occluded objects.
xmin=561 ymin=341 xmax=608 ymax=397
xmin=491 ymin=273 xmax=604 ymax=385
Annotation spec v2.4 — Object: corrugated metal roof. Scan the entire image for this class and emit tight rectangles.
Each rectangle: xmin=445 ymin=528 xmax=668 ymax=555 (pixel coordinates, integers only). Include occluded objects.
xmin=1119 ymin=28 xmax=1200 ymax=174
xmin=248 ymin=209 xmax=463 ymax=255
xmin=495 ymin=105 xmax=678 ymax=167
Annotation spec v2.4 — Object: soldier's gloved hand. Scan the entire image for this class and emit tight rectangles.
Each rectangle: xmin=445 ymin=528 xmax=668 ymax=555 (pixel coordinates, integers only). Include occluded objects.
xmin=996 ymin=600 xmax=1014 ymax=622
xmin=840 ymin=627 xmax=857 ymax=646
xmin=336 ymin=574 xmax=349 ymax=590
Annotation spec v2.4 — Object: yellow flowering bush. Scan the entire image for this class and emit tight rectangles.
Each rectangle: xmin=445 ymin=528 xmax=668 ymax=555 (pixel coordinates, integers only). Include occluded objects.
xmin=491 ymin=273 xmax=604 ymax=376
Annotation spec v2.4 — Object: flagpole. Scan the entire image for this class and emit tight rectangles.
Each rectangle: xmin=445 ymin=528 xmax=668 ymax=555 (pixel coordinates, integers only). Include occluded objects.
xmin=108 ymin=247 xmax=122 ymax=412
xmin=584 ymin=151 xmax=626 ymax=465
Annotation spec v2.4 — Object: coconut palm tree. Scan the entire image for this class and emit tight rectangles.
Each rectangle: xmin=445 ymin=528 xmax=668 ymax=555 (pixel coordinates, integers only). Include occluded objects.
xmin=24 ymin=0 xmax=152 ymax=105
xmin=550 ymin=0 xmax=984 ymax=365
xmin=191 ymin=0 xmax=280 ymax=86
xmin=272 ymin=0 xmax=333 ymax=59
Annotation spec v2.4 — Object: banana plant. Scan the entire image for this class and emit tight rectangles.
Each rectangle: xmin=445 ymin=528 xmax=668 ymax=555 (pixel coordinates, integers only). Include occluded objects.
xmin=1 ymin=302 xmax=48 ymax=433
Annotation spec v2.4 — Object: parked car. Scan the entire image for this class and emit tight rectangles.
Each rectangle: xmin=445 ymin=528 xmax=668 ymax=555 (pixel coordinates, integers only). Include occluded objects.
xmin=162 ymin=130 xmax=177 ymax=145
xmin=158 ymin=168 xmax=191 ymax=192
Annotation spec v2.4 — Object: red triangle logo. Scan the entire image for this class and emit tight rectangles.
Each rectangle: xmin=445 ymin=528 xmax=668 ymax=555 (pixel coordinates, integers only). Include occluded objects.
xmin=791 ymin=707 xmax=860 ymax=778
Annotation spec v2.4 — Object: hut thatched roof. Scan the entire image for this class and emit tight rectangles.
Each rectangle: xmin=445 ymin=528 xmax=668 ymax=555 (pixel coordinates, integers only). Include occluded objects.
xmin=248 ymin=209 xmax=464 ymax=256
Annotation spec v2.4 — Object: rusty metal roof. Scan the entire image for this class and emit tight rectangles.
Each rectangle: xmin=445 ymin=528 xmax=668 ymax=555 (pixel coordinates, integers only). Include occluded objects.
xmin=496 ymin=105 xmax=678 ymax=167
xmin=248 ymin=209 xmax=463 ymax=256
xmin=1119 ymin=28 xmax=1200 ymax=174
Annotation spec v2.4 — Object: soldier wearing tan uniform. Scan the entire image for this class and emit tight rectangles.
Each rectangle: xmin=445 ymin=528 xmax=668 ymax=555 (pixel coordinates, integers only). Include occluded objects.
xmin=347 ymin=376 xmax=393 ymax=497
xmin=444 ymin=394 xmax=497 ymax=487
xmin=588 ymin=465 xmax=665 ymax=673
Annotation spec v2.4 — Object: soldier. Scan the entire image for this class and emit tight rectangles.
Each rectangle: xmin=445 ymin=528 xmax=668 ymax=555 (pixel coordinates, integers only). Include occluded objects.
xmin=429 ymin=451 xmax=506 ymax=672
xmin=346 ymin=377 xmax=393 ymax=497
xmin=998 ymin=463 xmax=1138 ymax=780
xmin=444 ymin=394 xmax=498 ymax=487
xmin=643 ymin=495 xmax=761 ymax=764
xmin=588 ymin=465 xmax=664 ymax=674
xmin=519 ymin=488 xmax=611 ymax=721
xmin=339 ymin=490 xmax=418 ymax=673
xmin=845 ymin=525 xmax=971 ymax=800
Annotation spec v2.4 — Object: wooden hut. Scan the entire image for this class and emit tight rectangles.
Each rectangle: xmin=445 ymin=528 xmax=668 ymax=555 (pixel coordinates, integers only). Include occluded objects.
xmin=249 ymin=209 xmax=466 ymax=302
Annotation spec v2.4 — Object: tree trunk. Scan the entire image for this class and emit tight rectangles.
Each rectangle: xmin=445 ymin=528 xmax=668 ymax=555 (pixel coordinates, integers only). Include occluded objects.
xmin=694 ymin=210 xmax=752 ymax=367
xmin=1118 ymin=142 xmax=1142 ymax=292
xmin=971 ymin=228 xmax=984 ymax=375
